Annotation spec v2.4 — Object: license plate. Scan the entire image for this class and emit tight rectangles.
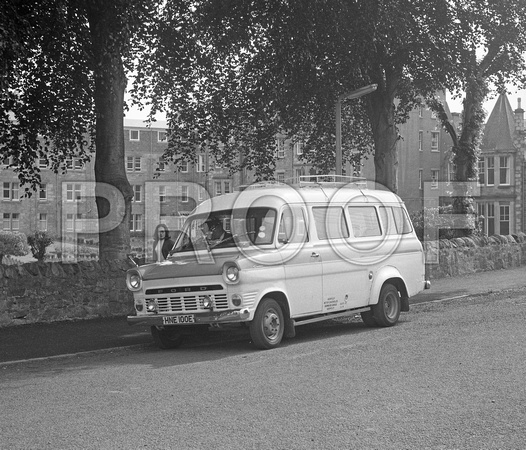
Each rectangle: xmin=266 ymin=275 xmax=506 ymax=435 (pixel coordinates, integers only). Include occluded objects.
xmin=162 ymin=315 xmax=195 ymax=325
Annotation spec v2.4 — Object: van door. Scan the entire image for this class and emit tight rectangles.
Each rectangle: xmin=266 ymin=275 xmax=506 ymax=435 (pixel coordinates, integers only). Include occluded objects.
xmin=311 ymin=205 xmax=370 ymax=312
xmin=278 ymin=206 xmax=323 ymax=316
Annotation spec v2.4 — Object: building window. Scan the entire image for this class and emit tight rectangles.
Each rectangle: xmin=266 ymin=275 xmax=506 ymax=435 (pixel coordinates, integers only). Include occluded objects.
xmin=431 ymin=169 xmax=439 ymax=189
xmin=196 ymin=154 xmax=205 ymax=173
xmin=294 ymin=141 xmax=304 ymax=156
xmin=419 ymin=169 xmax=423 ymax=190
xmin=487 ymin=157 xmax=495 ymax=186
xmin=158 ymin=157 xmax=166 ymax=172
xmin=130 ymin=214 xmax=143 ymax=232
xmin=159 ymin=185 xmax=166 ymax=203
xmin=3 ymin=213 xmax=19 ymax=230
xmin=223 ymin=181 xmax=231 ymax=194
xmin=3 ymin=182 xmax=19 ymax=201
xmin=180 ymin=160 xmax=188 ymax=173
xmin=181 ymin=185 xmax=189 ymax=203
xmin=214 ymin=181 xmax=222 ymax=196
xmin=129 ymin=130 xmax=140 ymax=141
xmin=66 ymin=183 xmax=81 ymax=202
xmin=38 ymin=213 xmax=48 ymax=231
xmin=499 ymin=156 xmax=510 ymax=185
xmin=158 ymin=131 xmax=167 ymax=142
xmin=277 ymin=172 xmax=285 ymax=183
xmin=418 ymin=131 xmax=423 ymax=151
xmin=74 ymin=159 xmax=83 ymax=170
xmin=39 ymin=184 xmax=47 ymax=201
xmin=276 ymin=138 xmax=285 ymax=159
xmin=448 ymin=163 xmax=456 ymax=183
xmin=499 ymin=203 xmax=510 ymax=235
xmin=39 ymin=158 xmax=48 ymax=169
xmin=132 ymin=185 xmax=142 ymax=202
xmin=430 ymin=132 xmax=439 ymax=151
xmin=487 ymin=203 xmax=495 ymax=235
xmin=478 ymin=158 xmax=485 ymax=185
xmin=418 ymin=106 xmax=423 ymax=118
xmin=126 ymin=156 xmax=141 ymax=172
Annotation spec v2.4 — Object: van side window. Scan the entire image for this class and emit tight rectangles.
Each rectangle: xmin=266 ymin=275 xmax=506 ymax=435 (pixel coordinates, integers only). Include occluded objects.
xmin=278 ymin=206 xmax=308 ymax=244
xmin=348 ymin=206 xmax=382 ymax=237
xmin=379 ymin=206 xmax=413 ymax=234
xmin=312 ymin=206 xmax=349 ymax=240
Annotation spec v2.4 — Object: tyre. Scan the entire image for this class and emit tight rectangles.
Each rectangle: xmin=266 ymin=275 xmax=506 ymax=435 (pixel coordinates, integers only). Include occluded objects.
xmin=151 ymin=326 xmax=184 ymax=349
xmin=371 ymin=283 xmax=401 ymax=327
xmin=249 ymin=298 xmax=284 ymax=349
xmin=360 ymin=310 xmax=378 ymax=327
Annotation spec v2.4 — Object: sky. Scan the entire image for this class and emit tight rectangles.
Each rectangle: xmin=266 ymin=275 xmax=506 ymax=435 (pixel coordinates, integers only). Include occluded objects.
xmin=447 ymin=87 xmax=526 ymax=116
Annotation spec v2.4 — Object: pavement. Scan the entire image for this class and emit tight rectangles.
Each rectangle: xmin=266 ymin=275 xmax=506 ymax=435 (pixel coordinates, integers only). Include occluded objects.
xmin=1 ymin=266 xmax=525 ymax=364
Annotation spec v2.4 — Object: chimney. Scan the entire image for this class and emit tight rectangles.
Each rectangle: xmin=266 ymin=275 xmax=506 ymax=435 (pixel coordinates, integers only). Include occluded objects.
xmin=515 ymin=97 xmax=524 ymax=133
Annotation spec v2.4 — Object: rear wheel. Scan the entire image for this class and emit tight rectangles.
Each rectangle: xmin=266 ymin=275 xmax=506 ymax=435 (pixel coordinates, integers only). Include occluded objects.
xmin=371 ymin=283 xmax=401 ymax=327
xmin=249 ymin=298 xmax=284 ymax=349
xmin=151 ymin=326 xmax=184 ymax=349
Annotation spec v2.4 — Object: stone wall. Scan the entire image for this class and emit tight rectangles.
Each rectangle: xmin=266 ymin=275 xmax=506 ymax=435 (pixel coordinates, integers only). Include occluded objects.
xmin=1 ymin=234 xmax=526 ymax=328
xmin=0 ymin=259 xmax=135 ymax=328
xmin=425 ymin=232 xmax=526 ymax=279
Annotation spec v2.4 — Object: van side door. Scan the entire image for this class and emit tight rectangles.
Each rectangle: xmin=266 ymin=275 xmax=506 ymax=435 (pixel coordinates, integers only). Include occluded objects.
xmin=279 ymin=206 xmax=323 ymax=317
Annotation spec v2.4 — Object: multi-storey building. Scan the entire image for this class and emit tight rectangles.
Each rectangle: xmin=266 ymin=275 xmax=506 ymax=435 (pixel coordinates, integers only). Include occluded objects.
xmin=360 ymin=91 xmax=455 ymax=216
xmin=477 ymin=93 xmax=526 ymax=235
xmin=2 ymin=93 xmax=524 ymax=259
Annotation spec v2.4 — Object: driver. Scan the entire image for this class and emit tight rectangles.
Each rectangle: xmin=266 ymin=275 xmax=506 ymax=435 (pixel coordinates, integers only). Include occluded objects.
xmin=201 ymin=217 xmax=233 ymax=247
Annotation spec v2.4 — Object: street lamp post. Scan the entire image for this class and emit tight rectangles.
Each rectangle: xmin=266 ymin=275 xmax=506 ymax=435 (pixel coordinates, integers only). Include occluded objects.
xmin=335 ymin=84 xmax=377 ymax=176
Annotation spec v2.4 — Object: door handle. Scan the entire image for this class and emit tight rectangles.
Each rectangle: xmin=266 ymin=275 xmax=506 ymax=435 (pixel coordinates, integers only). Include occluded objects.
xmin=311 ymin=252 xmax=320 ymax=258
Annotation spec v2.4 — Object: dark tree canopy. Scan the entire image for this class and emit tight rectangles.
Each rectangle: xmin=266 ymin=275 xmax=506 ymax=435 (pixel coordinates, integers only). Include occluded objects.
xmin=1 ymin=0 xmax=162 ymax=259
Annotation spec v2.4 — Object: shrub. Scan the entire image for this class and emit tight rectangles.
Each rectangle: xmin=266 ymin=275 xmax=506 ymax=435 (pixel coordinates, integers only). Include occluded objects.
xmin=27 ymin=231 xmax=55 ymax=261
xmin=0 ymin=231 xmax=29 ymax=263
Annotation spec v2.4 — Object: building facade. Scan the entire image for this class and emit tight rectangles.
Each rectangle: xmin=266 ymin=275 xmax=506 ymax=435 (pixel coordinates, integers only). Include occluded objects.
xmin=477 ymin=94 xmax=526 ymax=235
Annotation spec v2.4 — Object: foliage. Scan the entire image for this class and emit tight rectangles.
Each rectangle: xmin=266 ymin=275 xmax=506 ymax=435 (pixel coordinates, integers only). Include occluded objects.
xmin=27 ymin=231 xmax=55 ymax=261
xmin=410 ymin=206 xmax=483 ymax=242
xmin=138 ymin=0 xmax=449 ymax=190
xmin=426 ymin=0 xmax=526 ymax=185
xmin=0 ymin=231 xmax=29 ymax=263
xmin=0 ymin=0 xmax=163 ymax=259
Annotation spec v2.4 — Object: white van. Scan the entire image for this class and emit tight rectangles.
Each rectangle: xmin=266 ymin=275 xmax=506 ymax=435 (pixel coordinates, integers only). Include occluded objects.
xmin=126 ymin=177 xmax=430 ymax=349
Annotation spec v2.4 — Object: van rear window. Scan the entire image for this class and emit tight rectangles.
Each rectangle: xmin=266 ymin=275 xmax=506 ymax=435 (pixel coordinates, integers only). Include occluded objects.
xmin=378 ymin=206 xmax=413 ymax=234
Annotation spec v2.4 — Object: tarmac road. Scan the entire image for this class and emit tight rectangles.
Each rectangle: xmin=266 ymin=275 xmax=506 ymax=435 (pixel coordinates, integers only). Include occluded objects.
xmin=1 ymin=286 xmax=526 ymax=449
xmin=0 ymin=266 xmax=525 ymax=364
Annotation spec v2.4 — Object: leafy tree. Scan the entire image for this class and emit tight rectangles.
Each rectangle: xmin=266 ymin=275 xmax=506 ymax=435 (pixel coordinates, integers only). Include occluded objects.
xmin=0 ymin=0 xmax=166 ymax=260
xmin=425 ymin=0 xmax=526 ymax=225
xmin=141 ymin=0 xmax=448 ymax=192
xmin=27 ymin=231 xmax=55 ymax=262
xmin=0 ymin=231 xmax=29 ymax=264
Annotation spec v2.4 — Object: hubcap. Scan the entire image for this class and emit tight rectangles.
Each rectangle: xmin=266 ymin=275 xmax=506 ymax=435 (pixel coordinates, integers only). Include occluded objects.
xmin=384 ymin=292 xmax=397 ymax=319
xmin=263 ymin=308 xmax=281 ymax=341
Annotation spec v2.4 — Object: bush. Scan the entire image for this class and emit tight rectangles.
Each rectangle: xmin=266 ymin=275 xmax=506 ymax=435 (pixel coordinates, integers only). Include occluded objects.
xmin=27 ymin=231 xmax=55 ymax=261
xmin=0 ymin=231 xmax=29 ymax=263
xmin=410 ymin=206 xmax=483 ymax=242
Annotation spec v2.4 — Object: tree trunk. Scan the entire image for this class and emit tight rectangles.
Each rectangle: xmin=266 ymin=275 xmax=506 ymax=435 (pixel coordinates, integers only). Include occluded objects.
xmin=86 ymin=2 xmax=133 ymax=260
xmin=366 ymin=91 xmax=399 ymax=193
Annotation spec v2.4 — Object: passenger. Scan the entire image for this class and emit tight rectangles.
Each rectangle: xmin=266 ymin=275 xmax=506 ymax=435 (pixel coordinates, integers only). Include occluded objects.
xmin=153 ymin=224 xmax=175 ymax=262
xmin=201 ymin=217 xmax=233 ymax=248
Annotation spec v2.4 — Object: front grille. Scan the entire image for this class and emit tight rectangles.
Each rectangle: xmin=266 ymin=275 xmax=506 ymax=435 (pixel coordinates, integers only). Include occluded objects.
xmin=154 ymin=293 xmax=229 ymax=313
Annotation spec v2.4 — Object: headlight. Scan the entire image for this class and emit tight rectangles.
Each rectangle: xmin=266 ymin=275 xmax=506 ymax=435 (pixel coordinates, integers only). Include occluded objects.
xmin=127 ymin=270 xmax=142 ymax=291
xmin=223 ymin=263 xmax=240 ymax=283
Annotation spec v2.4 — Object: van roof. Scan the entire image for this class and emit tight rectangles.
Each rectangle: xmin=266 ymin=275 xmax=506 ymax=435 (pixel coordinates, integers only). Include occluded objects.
xmin=193 ymin=181 xmax=403 ymax=216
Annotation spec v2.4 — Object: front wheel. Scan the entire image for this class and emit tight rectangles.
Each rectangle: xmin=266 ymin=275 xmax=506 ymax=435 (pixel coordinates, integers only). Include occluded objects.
xmin=371 ymin=283 xmax=401 ymax=327
xmin=151 ymin=326 xmax=184 ymax=349
xmin=249 ymin=298 xmax=284 ymax=350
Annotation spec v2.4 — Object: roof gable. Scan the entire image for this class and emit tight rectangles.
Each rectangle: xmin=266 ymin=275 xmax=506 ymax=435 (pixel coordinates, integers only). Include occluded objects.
xmin=482 ymin=93 xmax=516 ymax=150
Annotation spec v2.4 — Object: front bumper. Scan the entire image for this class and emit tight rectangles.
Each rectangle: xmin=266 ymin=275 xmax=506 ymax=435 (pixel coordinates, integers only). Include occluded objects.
xmin=127 ymin=308 xmax=251 ymax=327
